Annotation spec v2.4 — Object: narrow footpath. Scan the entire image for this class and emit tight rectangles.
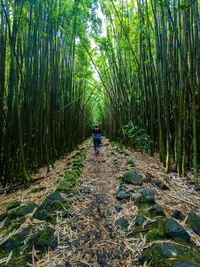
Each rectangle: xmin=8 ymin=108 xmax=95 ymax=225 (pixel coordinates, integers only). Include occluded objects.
xmin=0 ymin=138 xmax=200 ymax=266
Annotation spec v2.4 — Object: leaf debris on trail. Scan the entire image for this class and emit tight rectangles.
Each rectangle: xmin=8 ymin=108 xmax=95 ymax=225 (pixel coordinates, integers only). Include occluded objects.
xmin=0 ymin=138 xmax=200 ymax=266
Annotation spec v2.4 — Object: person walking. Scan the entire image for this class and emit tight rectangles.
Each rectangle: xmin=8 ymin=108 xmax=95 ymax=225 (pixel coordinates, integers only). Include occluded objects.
xmin=92 ymin=125 xmax=102 ymax=155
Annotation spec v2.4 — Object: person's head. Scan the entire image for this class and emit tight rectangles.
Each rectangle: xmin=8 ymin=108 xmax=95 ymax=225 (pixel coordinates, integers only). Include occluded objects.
xmin=95 ymin=124 xmax=98 ymax=128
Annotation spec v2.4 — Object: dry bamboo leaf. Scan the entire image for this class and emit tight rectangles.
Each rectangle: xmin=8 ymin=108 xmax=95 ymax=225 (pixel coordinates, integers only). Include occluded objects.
xmin=146 ymin=259 xmax=152 ymax=267
xmin=5 ymin=250 xmax=12 ymax=265
xmin=35 ymin=259 xmax=49 ymax=267
xmin=32 ymin=246 xmax=35 ymax=265
xmin=168 ymin=258 xmax=177 ymax=260
xmin=168 ymin=241 xmax=191 ymax=249
xmin=158 ymin=203 xmax=168 ymax=217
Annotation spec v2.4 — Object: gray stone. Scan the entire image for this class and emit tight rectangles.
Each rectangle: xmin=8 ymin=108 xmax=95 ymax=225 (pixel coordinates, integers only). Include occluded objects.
xmin=154 ymin=179 xmax=169 ymax=190
xmin=115 ymin=206 xmax=123 ymax=212
xmin=65 ymin=262 xmax=72 ymax=267
xmin=116 ymin=191 xmax=131 ymax=201
xmin=187 ymin=211 xmax=200 ymax=235
xmin=115 ymin=217 xmax=129 ymax=229
xmin=126 ymin=160 xmax=135 ymax=167
xmin=135 ymin=214 xmax=146 ymax=226
xmin=122 ymin=171 xmax=143 ymax=185
xmin=119 ymin=183 xmax=128 ymax=191
xmin=161 ymin=244 xmax=181 ymax=258
xmin=149 ymin=205 xmax=165 ymax=217
xmin=47 ymin=192 xmax=65 ymax=203
xmin=138 ymin=188 xmax=155 ymax=204
xmin=82 ymin=187 xmax=91 ymax=194
xmin=166 ymin=219 xmax=190 ymax=242
xmin=172 ymin=210 xmax=185 ymax=220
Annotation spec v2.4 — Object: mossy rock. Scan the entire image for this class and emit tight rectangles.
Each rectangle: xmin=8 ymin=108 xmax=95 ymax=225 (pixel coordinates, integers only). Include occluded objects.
xmin=6 ymin=201 xmax=21 ymax=211
xmin=146 ymin=217 xmax=168 ymax=243
xmin=72 ymin=159 xmax=84 ymax=167
xmin=0 ymin=227 xmax=32 ymax=252
xmin=64 ymin=175 xmax=76 ymax=184
xmin=172 ymin=210 xmax=185 ymax=221
xmin=135 ymin=211 xmax=150 ymax=226
xmin=136 ymin=202 xmax=154 ymax=210
xmin=122 ymin=171 xmax=143 ymax=185
xmin=126 ymin=160 xmax=135 ymax=166
xmin=187 ymin=211 xmax=200 ymax=236
xmin=47 ymin=192 xmax=65 ymax=203
xmin=71 ymin=166 xmax=82 ymax=176
xmin=27 ymin=227 xmax=57 ymax=251
xmin=135 ymin=214 xmax=148 ymax=226
xmin=33 ymin=199 xmax=65 ymax=221
xmin=3 ymin=218 xmax=25 ymax=236
xmin=0 ymin=212 xmax=8 ymax=222
xmin=18 ymin=203 xmax=38 ymax=216
xmin=33 ymin=192 xmax=66 ymax=221
xmin=33 ymin=205 xmax=51 ymax=221
xmin=55 ymin=182 xmax=73 ymax=194
xmin=141 ymin=243 xmax=200 ymax=267
xmin=136 ymin=187 xmax=155 ymax=204
xmin=65 ymin=171 xmax=77 ymax=180
xmin=154 ymin=179 xmax=169 ymax=190
xmin=7 ymin=203 xmax=37 ymax=221
xmin=166 ymin=219 xmax=190 ymax=242
xmin=149 ymin=205 xmax=165 ymax=217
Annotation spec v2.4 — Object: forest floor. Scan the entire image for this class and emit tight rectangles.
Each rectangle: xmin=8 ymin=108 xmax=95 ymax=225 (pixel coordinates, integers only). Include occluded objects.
xmin=0 ymin=137 xmax=200 ymax=266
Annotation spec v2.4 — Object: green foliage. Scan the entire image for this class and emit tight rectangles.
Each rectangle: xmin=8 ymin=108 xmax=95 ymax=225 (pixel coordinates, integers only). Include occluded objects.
xmin=122 ymin=123 xmax=154 ymax=153
xmin=0 ymin=0 xmax=101 ymax=186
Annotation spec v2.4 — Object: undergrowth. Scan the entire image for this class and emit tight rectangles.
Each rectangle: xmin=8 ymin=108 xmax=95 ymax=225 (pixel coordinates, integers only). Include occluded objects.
xmin=122 ymin=122 xmax=154 ymax=154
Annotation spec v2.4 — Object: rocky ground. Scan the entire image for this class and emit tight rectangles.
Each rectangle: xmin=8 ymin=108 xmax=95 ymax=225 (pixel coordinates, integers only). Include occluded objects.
xmin=0 ymin=137 xmax=200 ymax=266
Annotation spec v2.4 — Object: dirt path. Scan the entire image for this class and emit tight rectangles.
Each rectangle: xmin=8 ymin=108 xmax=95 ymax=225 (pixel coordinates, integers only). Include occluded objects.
xmin=45 ymin=138 xmax=200 ymax=266
xmin=1 ymin=137 xmax=200 ymax=266
xmin=47 ymin=138 xmax=134 ymax=266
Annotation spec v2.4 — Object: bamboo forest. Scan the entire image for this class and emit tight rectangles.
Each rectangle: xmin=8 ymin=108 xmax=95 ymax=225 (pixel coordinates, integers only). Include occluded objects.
xmin=0 ymin=0 xmax=200 ymax=186
xmin=0 ymin=0 xmax=200 ymax=266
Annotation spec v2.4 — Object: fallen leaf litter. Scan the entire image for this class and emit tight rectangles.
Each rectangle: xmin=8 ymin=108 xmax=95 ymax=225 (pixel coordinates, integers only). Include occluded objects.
xmin=0 ymin=137 xmax=200 ymax=266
